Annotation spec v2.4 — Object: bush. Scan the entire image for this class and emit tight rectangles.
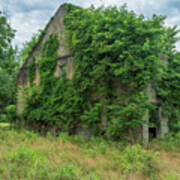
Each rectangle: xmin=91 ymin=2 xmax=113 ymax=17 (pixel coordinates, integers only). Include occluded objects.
xmin=111 ymin=144 xmax=159 ymax=177
xmin=5 ymin=104 xmax=17 ymax=124
xmin=0 ymin=114 xmax=8 ymax=122
xmin=153 ymin=132 xmax=180 ymax=151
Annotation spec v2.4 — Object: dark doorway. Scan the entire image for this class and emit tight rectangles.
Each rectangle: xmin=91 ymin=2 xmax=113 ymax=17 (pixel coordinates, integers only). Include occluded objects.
xmin=149 ymin=127 xmax=157 ymax=140
xmin=149 ymin=105 xmax=159 ymax=140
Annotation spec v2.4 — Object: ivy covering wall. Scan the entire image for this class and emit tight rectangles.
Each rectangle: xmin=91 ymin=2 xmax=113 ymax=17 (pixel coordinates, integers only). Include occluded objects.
xmin=27 ymin=57 xmax=36 ymax=85
xmin=22 ymin=4 xmax=180 ymax=140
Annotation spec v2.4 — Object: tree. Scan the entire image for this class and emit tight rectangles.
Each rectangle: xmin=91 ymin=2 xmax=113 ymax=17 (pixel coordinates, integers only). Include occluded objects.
xmin=0 ymin=11 xmax=18 ymax=121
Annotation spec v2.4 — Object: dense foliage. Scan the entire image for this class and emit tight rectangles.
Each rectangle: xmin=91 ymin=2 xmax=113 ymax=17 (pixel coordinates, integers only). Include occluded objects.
xmin=0 ymin=11 xmax=19 ymax=121
xmin=158 ymin=52 xmax=180 ymax=131
xmin=23 ymin=35 xmax=60 ymax=129
xmin=0 ymin=70 xmax=14 ymax=114
xmin=27 ymin=56 xmax=36 ymax=85
xmin=22 ymin=4 xmax=180 ymax=140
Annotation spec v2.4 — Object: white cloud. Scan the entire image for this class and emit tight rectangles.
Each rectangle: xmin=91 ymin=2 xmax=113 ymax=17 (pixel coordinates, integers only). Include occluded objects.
xmin=1 ymin=0 xmax=180 ymax=50
xmin=11 ymin=11 xmax=45 ymax=47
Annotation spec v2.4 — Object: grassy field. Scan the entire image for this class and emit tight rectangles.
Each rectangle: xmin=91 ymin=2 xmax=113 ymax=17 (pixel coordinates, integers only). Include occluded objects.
xmin=0 ymin=122 xmax=10 ymax=128
xmin=0 ymin=124 xmax=180 ymax=180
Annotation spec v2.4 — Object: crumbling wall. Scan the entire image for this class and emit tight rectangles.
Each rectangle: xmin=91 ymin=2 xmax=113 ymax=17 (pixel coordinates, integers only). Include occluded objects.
xmin=17 ymin=4 xmax=72 ymax=114
xmin=17 ymin=67 xmax=28 ymax=114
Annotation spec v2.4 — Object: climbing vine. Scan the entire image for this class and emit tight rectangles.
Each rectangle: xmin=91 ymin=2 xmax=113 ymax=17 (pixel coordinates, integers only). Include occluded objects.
xmin=27 ymin=56 xmax=36 ymax=85
xmin=23 ymin=35 xmax=60 ymax=129
xmin=63 ymin=4 xmax=180 ymax=138
xmin=22 ymin=4 xmax=180 ymax=139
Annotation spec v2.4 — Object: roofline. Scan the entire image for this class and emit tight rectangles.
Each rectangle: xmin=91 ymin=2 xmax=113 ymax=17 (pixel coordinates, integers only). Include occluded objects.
xmin=17 ymin=3 xmax=68 ymax=80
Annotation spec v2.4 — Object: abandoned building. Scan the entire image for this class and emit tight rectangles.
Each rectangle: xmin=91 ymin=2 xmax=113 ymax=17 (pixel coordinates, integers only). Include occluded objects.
xmin=17 ymin=3 xmax=170 ymax=145
xmin=17 ymin=4 xmax=72 ymax=113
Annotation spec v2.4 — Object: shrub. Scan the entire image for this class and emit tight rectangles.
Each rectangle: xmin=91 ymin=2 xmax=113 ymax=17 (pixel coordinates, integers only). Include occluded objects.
xmin=153 ymin=132 xmax=180 ymax=151
xmin=5 ymin=104 xmax=17 ymax=124
xmin=111 ymin=144 xmax=159 ymax=176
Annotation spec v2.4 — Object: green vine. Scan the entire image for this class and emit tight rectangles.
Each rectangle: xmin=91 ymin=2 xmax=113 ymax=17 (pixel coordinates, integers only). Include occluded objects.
xmin=27 ymin=56 xmax=36 ymax=85
xmin=23 ymin=35 xmax=60 ymax=129
xmin=22 ymin=4 xmax=180 ymax=139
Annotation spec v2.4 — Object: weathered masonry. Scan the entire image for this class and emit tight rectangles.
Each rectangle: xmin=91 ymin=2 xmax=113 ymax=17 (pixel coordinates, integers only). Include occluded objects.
xmin=17 ymin=4 xmax=73 ymax=114
xmin=17 ymin=4 xmax=169 ymax=145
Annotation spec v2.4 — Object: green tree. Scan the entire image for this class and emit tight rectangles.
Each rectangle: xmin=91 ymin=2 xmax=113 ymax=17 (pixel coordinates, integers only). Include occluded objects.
xmin=0 ymin=11 xmax=18 ymax=122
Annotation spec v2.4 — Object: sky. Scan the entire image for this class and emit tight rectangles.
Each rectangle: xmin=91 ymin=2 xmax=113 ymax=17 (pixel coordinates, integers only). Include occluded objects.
xmin=0 ymin=0 xmax=180 ymax=49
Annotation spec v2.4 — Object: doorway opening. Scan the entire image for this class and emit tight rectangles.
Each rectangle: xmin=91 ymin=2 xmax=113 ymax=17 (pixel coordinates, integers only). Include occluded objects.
xmin=149 ymin=127 xmax=157 ymax=139
xmin=149 ymin=106 xmax=159 ymax=140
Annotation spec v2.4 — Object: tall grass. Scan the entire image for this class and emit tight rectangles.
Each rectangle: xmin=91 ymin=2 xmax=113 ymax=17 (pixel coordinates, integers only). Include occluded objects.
xmin=0 ymin=128 xmax=180 ymax=180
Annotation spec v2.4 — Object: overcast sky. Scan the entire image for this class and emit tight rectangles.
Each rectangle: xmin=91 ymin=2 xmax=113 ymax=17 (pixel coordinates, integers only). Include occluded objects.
xmin=0 ymin=0 xmax=180 ymax=49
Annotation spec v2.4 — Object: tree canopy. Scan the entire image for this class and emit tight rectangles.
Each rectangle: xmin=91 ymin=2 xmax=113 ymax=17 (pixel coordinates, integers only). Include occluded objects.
xmin=0 ymin=12 xmax=18 ymax=120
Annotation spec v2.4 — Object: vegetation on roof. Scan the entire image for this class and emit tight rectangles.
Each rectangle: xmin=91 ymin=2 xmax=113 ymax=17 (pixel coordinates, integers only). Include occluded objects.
xmin=19 ymin=4 xmax=180 ymax=141
xmin=20 ymin=17 xmax=54 ymax=65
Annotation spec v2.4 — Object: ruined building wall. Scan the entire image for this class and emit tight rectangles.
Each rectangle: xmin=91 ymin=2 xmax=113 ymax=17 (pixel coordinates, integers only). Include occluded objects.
xmin=16 ymin=4 xmax=169 ymax=144
xmin=17 ymin=4 xmax=72 ymax=114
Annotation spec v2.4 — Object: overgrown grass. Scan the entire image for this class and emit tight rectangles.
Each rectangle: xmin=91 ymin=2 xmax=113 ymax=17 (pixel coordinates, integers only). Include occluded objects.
xmin=151 ymin=132 xmax=180 ymax=152
xmin=0 ymin=128 xmax=180 ymax=180
xmin=0 ymin=122 xmax=10 ymax=128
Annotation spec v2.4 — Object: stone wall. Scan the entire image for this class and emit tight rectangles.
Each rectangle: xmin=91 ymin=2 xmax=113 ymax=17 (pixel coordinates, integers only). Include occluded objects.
xmin=17 ymin=4 xmax=72 ymax=114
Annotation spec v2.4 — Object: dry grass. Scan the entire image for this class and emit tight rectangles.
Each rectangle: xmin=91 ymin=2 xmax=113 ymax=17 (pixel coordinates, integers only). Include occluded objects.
xmin=157 ymin=151 xmax=180 ymax=180
xmin=0 ymin=128 xmax=180 ymax=180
